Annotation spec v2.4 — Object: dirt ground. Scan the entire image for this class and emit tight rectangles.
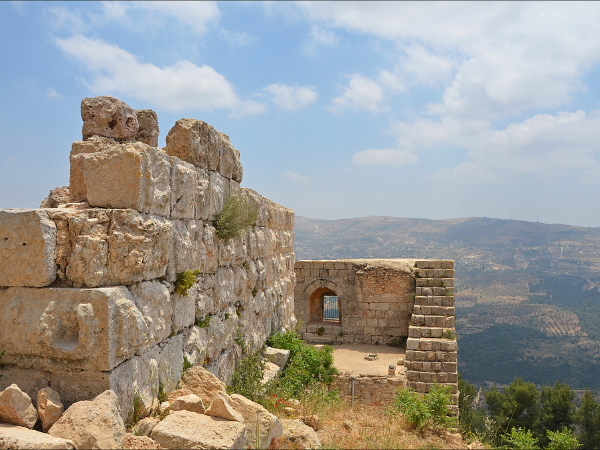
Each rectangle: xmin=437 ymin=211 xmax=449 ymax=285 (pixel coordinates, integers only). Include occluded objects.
xmin=313 ymin=343 xmax=406 ymax=376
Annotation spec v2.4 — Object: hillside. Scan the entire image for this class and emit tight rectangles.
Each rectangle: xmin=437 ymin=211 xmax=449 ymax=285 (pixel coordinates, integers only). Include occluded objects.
xmin=294 ymin=216 xmax=600 ymax=391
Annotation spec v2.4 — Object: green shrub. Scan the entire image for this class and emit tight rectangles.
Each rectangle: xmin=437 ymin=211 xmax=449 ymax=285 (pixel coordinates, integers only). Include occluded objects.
xmin=175 ymin=270 xmax=200 ymax=296
xmin=501 ymin=427 xmax=539 ymax=450
xmin=183 ymin=356 xmax=193 ymax=372
xmin=390 ymin=384 xmax=453 ymax=430
xmin=316 ymin=326 xmax=325 ymax=336
xmin=215 ymin=194 xmax=258 ymax=241
xmin=546 ymin=429 xmax=578 ymax=450
xmin=227 ymin=350 xmax=265 ymax=403
xmin=196 ymin=316 xmax=211 ymax=328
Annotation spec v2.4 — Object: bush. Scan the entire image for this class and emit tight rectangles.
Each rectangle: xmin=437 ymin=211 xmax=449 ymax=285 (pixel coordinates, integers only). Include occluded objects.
xmin=546 ymin=429 xmax=579 ymax=450
xmin=227 ymin=350 xmax=266 ymax=403
xmin=501 ymin=427 xmax=539 ymax=450
xmin=215 ymin=194 xmax=258 ymax=241
xmin=390 ymin=384 xmax=453 ymax=430
xmin=175 ymin=270 xmax=200 ymax=296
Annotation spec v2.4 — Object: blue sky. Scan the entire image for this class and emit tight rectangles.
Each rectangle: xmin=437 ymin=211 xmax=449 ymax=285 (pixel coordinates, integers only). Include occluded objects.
xmin=2 ymin=2 xmax=600 ymax=227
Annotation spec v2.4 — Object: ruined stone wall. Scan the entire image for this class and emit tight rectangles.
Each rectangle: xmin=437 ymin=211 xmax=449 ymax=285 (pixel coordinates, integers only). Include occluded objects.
xmin=330 ymin=373 xmax=405 ymax=406
xmin=294 ymin=259 xmax=458 ymax=413
xmin=0 ymin=96 xmax=296 ymax=422
xmin=294 ymin=259 xmax=415 ymax=345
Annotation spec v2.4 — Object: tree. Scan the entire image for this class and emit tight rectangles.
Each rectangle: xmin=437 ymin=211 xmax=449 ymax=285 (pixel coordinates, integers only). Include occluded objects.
xmin=485 ymin=377 xmax=539 ymax=439
xmin=537 ymin=381 xmax=575 ymax=446
xmin=458 ymin=373 xmax=477 ymax=433
xmin=577 ymin=390 xmax=600 ymax=450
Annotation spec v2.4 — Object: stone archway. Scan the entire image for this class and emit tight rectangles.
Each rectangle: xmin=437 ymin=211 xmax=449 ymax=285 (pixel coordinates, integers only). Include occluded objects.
xmin=308 ymin=287 xmax=341 ymax=324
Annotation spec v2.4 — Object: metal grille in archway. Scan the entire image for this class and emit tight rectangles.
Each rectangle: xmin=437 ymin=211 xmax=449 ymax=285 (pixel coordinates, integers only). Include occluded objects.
xmin=323 ymin=295 xmax=339 ymax=322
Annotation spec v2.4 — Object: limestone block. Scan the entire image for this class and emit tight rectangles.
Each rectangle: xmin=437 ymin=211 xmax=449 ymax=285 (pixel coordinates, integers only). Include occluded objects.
xmin=206 ymin=347 xmax=238 ymax=386
xmin=165 ymin=219 xmax=203 ymax=282
xmin=48 ymin=390 xmax=126 ymax=450
xmin=206 ymin=307 xmax=238 ymax=360
xmin=159 ymin=333 xmax=184 ymax=395
xmin=195 ymin=273 xmax=217 ymax=319
xmin=0 ymin=287 xmax=148 ymax=371
xmin=37 ymin=387 xmax=64 ymax=432
xmin=176 ymin=366 xmax=226 ymax=408
xmin=171 ymin=290 xmax=196 ymax=333
xmin=77 ymin=143 xmax=171 ymax=216
xmin=0 ymin=209 xmax=57 ymax=287
xmin=233 ymin=265 xmax=248 ymax=298
xmin=255 ymin=229 xmax=267 ymax=259
xmin=164 ymin=119 xmax=220 ymax=171
xmin=246 ymin=228 xmax=257 ymax=259
xmin=216 ymin=267 xmax=234 ymax=311
xmin=134 ymin=109 xmax=159 ymax=147
xmin=62 ymin=208 xmax=171 ymax=287
xmin=208 ymin=170 xmax=228 ymax=221
xmin=0 ymin=384 xmax=38 ymax=429
xmin=182 ymin=325 xmax=209 ymax=366
xmin=128 ymin=281 xmax=173 ymax=352
xmin=230 ymin=393 xmax=283 ymax=450
xmin=172 ymin=394 xmax=205 ymax=414
xmin=263 ymin=346 xmax=290 ymax=368
xmin=202 ymin=224 xmax=218 ymax=273
xmin=246 ymin=259 xmax=258 ymax=291
xmin=132 ymin=417 xmax=159 ymax=437
xmin=81 ymin=96 xmax=138 ymax=141
xmin=123 ymin=434 xmax=161 ymax=449
xmin=150 ymin=410 xmax=246 ymax=450
xmin=233 ymin=234 xmax=247 ymax=265
xmin=218 ymin=237 xmax=235 ymax=266
xmin=71 ymin=135 xmax=120 ymax=157
xmin=0 ymin=424 xmax=75 ymax=449
xmin=205 ymin=393 xmax=243 ymax=422
xmin=170 ymin=157 xmax=198 ymax=220
xmin=281 ymin=418 xmax=321 ymax=449
xmin=40 ymin=186 xmax=70 ymax=208
xmin=194 ymin=167 xmax=210 ymax=221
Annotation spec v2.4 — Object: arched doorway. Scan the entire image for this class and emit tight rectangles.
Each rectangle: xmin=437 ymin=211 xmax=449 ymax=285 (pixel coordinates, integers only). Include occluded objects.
xmin=308 ymin=287 xmax=341 ymax=324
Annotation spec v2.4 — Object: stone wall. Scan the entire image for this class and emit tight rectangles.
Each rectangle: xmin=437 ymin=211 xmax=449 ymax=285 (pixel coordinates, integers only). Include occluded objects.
xmin=294 ymin=259 xmax=415 ymax=345
xmin=0 ymin=96 xmax=296 ymax=422
xmin=330 ymin=373 xmax=405 ymax=406
xmin=294 ymin=259 xmax=458 ymax=413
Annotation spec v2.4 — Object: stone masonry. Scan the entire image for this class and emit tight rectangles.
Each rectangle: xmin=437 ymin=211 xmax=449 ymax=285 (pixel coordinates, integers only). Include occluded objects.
xmin=0 ymin=96 xmax=296 ymax=423
xmin=294 ymin=258 xmax=458 ymax=414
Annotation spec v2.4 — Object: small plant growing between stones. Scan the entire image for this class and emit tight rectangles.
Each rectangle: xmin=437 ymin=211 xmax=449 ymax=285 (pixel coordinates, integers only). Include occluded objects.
xmin=175 ymin=269 xmax=200 ymax=296
xmin=445 ymin=288 xmax=453 ymax=296
xmin=183 ymin=355 xmax=193 ymax=372
xmin=445 ymin=329 xmax=456 ymax=340
xmin=252 ymin=287 xmax=259 ymax=297
xmin=225 ymin=312 xmax=230 ymax=320
xmin=196 ymin=315 xmax=211 ymax=328
xmin=338 ymin=331 xmax=344 ymax=337
xmin=215 ymin=194 xmax=259 ymax=241
xmin=242 ymin=261 xmax=250 ymax=270
xmin=157 ymin=382 xmax=167 ymax=404
xmin=236 ymin=307 xmax=242 ymax=318
xmin=316 ymin=327 xmax=325 ymax=336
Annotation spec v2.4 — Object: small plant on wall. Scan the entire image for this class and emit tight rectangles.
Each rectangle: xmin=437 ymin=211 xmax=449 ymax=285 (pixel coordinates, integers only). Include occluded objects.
xmin=175 ymin=270 xmax=200 ymax=296
xmin=215 ymin=194 xmax=259 ymax=241
xmin=317 ymin=326 xmax=325 ymax=336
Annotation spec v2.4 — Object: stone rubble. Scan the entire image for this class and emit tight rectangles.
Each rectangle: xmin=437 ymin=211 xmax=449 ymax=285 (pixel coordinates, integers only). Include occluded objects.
xmin=0 ymin=423 xmax=76 ymax=449
xmin=0 ymin=384 xmax=39 ymax=429
xmin=37 ymin=387 xmax=64 ymax=432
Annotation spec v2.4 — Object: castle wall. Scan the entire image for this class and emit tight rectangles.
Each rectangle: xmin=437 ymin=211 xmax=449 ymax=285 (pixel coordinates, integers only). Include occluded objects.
xmin=0 ymin=98 xmax=296 ymax=422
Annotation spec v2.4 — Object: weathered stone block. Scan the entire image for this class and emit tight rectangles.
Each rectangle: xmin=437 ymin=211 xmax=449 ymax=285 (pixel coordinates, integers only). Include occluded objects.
xmin=208 ymin=170 xmax=227 ymax=221
xmin=170 ymin=157 xmax=198 ymax=220
xmin=0 ymin=424 xmax=75 ymax=449
xmin=60 ymin=209 xmax=171 ymax=287
xmin=0 ymin=209 xmax=57 ymax=287
xmin=0 ymin=287 xmax=148 ymax=371
xmin=159 ymin=333 xmax=184 ymax=395
xmin=128 ymin=281 xmax=173 ymax=351
xmin=182 ymin=325 xmax=209 ymax=366
xmin=81 ymin=96 xmax=138 ymax=141
xmin=134 ymin=109 xmax=159 ymax=147
xmin=76 ymin=143 xmax=171 ymax=217
xmin=171 ymin=290 xmax=196 ymax=333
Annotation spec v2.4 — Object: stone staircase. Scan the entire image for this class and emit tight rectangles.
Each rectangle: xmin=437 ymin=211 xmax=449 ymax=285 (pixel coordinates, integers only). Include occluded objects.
xmin=405 ymin=260 xmax=458 ymax=417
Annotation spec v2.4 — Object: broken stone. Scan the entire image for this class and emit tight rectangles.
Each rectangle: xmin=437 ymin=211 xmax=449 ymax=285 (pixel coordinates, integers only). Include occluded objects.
xmin=40 ymin=186 xmax=70 ymax=208
xmin=230 ymin=393 xmax=283 ymax=449
xmin=263 ymin=346 xmax=290 ymax=368
xmin=37 ymin=387 xmax=64 ymax=432
xmin=150 ymin=410 xmax=246 ymax=450
xmin=205 ymin=393 xmax=243 ymax=422
xmin=131 ymin=417 xmax=160 ymax=438
xmin=172 ymin=394 xmax=205 ymax=415
xmin=281 ymin=418 xmax=321 ymax=449
xmin=0 ymin=424 xmax=75 ymax=449
xmin=0 ymin=384 xmax=38 ymax=429
xmin=122 ymin=434 xmax=162 ymax=449
xmin=176 ymin=366 xmax=226 ymax=408
xmin=48 ymin=390 xmax=126 ymax=450
xmin=81 ymin=96 xmax=139 ymax=141
xmin=135 ymin=109 xmax=159 ymax=147
xmin=0 ymin=209 xmax=57 ymax=287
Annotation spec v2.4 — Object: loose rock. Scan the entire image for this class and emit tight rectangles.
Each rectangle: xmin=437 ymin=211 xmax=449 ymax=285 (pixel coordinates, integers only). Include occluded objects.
xmin=132 ymin=417 xmax=159 ymax=438
xmin=0 ymin=423 xmax=75 ymax=449
xmin=48 ymin=390 xmax=126 ymax=450
xmin=281 ymin=418 xmax=321 ymax=449
xmin=176 ymin=366 xmax=226 ymax=408
xmin=122 ymin=434 xmax=162 ymax=449
xmin=0 ymin=384 xmax=39 ymax=429
xmin=230 ymin=393 xmax=283 ymax=449
xmin=134 ymin=109 xmax=159 ymax=147
xmin=40 ymin=187 xmax=70 ymax=208
xmin=172 ymin=394 xmax=205 ymax=415
xmin=37 ymin=387 xmax=64 ymax=432
xmin=205 ymin=393 xmax=243 ymax=422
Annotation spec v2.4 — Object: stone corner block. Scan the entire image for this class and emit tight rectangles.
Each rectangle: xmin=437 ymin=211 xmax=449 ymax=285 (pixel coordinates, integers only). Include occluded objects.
xmin=0 ymin=209 xmax=57 ymax=287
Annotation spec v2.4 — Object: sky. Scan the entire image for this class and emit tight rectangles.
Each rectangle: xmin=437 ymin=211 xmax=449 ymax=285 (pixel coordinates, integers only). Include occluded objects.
xmin=2 ymin=2 xmax=600 ymax=227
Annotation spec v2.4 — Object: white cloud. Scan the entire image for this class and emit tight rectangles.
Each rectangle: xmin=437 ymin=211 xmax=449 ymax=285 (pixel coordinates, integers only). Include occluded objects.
xmin=45 ymin=87 xmax=62 ymax=99
xmin=55 ymin=35 xmax=264 ymax=115
xmin=286 ymin=170 xmax=310 ymax=182
xmin=11 ymin=1 xmax=27 ymax=14
xmin=218 ymin=29 xmax=256 ymax=49
xmin=330 ymin=74 xmax=385 ymax=113
xmin=352 ymin=149 xmax=418 ymax=166
xmin=131 ymin=2 xmax=220 ymax=34
xmin=263 ymin=84 xmax=318 ymax=110
xmin=44 ymin=6 xmax=86 ymax=32
xmin=302 ymin=25 xmax=338 ymax=54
